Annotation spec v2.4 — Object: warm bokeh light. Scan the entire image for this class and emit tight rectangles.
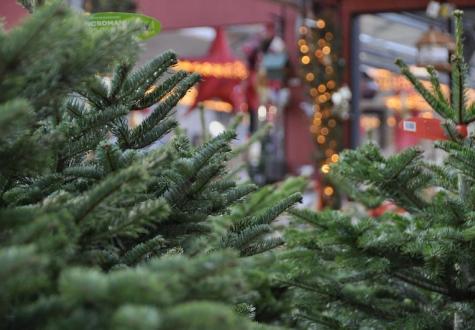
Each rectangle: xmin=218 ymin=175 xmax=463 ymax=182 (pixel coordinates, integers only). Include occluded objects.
xmin=316 ymin=19 xmax=326 ymax=29
xmin=321 ymin=164 xmax=330 ymax=174
xmin=331 ymin=154 xmax=339 ymax=162
xmin=301 ymin=55 xmax=310 ymax=64
xmin=306 ymin=72 xmax=315 ymax=81
xmin=176 ymin=60 xmax=248 ymax=80
xmin=361 ymin=117 xmax=381 ymax=130
xmin=299 ymin=26 xmax=308 ymax=34
xmin=386 ymin=116 xmax=397 ymax=127
xmin=300 ymin=44 xmax=309 ymax=53
xmin=323 ymin=186 xmax=334 ymax=196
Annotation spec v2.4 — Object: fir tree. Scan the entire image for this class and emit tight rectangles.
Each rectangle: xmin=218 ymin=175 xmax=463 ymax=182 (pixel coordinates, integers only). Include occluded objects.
xmin=280 ymin=10 xmax=475 ymax=329
xmin=0 ymin=2 xmax=301 ymax=329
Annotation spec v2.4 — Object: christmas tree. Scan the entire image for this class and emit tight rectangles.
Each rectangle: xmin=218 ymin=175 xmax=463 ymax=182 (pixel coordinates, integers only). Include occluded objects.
xmin=297 ymin=11 xmax=346 ymax=208
xmin=280 ymin=10 xmax=475 ymax=329
xmin=0 ymin=2 xmax=301 ymax=329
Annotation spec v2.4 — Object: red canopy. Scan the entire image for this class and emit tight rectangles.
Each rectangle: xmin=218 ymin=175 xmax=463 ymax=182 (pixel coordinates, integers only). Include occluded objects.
xmin=176 ymin=27 xmax=249 ymax=112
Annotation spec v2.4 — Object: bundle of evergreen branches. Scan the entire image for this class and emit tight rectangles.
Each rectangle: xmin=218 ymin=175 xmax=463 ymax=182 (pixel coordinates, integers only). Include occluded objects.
xmin=279 ymin=10 xmax=475 ymax=329
xmin=0 ymin=2 xmax=301 ymax=329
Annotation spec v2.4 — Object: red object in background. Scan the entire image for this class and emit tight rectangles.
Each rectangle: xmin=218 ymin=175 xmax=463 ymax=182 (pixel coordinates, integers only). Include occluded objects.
xmin=369 ymin=201 xmax=405 ymax=217
xmin=456 ymin=124 xmax=468 ymax=138
xmin=186 ymin=27 xmax=247 ymax=112
xmin=0 ymin=1 xmax=28 ymax=30
xmin=400 ymin=117 xmax=448 ymax=141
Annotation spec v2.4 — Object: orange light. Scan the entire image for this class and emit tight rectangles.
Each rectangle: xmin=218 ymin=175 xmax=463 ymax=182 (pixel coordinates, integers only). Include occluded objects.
xmin=298 ymin=39 xmax=306 ymax=46
xmin=314 ymin=50 xmax=323 ymax=58
xmin=318 ymin=95 xmax=327 ymax=103
xmin=318 ymin=84 xmax=326 ymax=93
xmin=299 ymin=26 xmax=308 ymax=34
xmin=316 ymin=19 xmax=326 ymax=29
xmin=321 ymin=127 xmax=329 ymax=135
xmin=387 ymin=116 xmax=397 ymax=127
xmin=300 ymin=45 xmax=309 ymax=53
xmin=301 ymin=56 xmax=310 ymax=64
xmin=202 ymin=100 xmax=233 ymax=113
xmin=327 ymin=80 xmax=336 ymax=89
xmin=318 ymin=38 xmax=326 ymax=47
xmin=323 ymin=186 xmax=334 ymax=196
xmin=331 ymin=154 xmax=339 ymax=162
xmin=321 ymin=164 xmax=330 ymax=174
xmin=317 ymin=135 xmax=326 ymax=144
xmin=176 ymin=60 xmax=248 ymax=79
xmin=322 ymin=46 xmax=331 ymax=55
xmin=306 ymin=72 xmax=315 ymax=81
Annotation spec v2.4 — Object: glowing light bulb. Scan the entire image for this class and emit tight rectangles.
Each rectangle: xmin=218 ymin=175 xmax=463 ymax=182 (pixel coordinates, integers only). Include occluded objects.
xmin=323 ymin=186 xmax=334 ymax=196
xmin=300 ymin=45 xmax=309 ymax=53
xmin=321 ymin=164 xmax=330 ymax=174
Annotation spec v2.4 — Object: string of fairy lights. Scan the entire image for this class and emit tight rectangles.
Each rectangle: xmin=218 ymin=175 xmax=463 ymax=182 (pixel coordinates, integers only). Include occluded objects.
xmin=298 ymin=17 xmax=344 ymax=203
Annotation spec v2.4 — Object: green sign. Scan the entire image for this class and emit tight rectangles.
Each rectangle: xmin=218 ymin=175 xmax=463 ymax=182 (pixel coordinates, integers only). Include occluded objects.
xmin=87 ymin=12 xmax=161 ymax=40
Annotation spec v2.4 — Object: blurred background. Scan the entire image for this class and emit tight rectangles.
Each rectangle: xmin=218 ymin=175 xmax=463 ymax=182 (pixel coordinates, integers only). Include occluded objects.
xmin=3 ymin=0 xmax=475 ymax=209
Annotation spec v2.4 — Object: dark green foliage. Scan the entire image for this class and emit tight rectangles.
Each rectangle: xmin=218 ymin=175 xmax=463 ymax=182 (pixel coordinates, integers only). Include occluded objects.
xmin=0 ymin=3 xmax=302 ymax=329
xmin=279 ymin=10 xmax=475 ymax=329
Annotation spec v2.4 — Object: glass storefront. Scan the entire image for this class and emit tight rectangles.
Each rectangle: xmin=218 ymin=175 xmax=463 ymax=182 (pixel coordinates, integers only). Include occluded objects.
xmin=355 ymin=10 xmax=475 ymax=159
